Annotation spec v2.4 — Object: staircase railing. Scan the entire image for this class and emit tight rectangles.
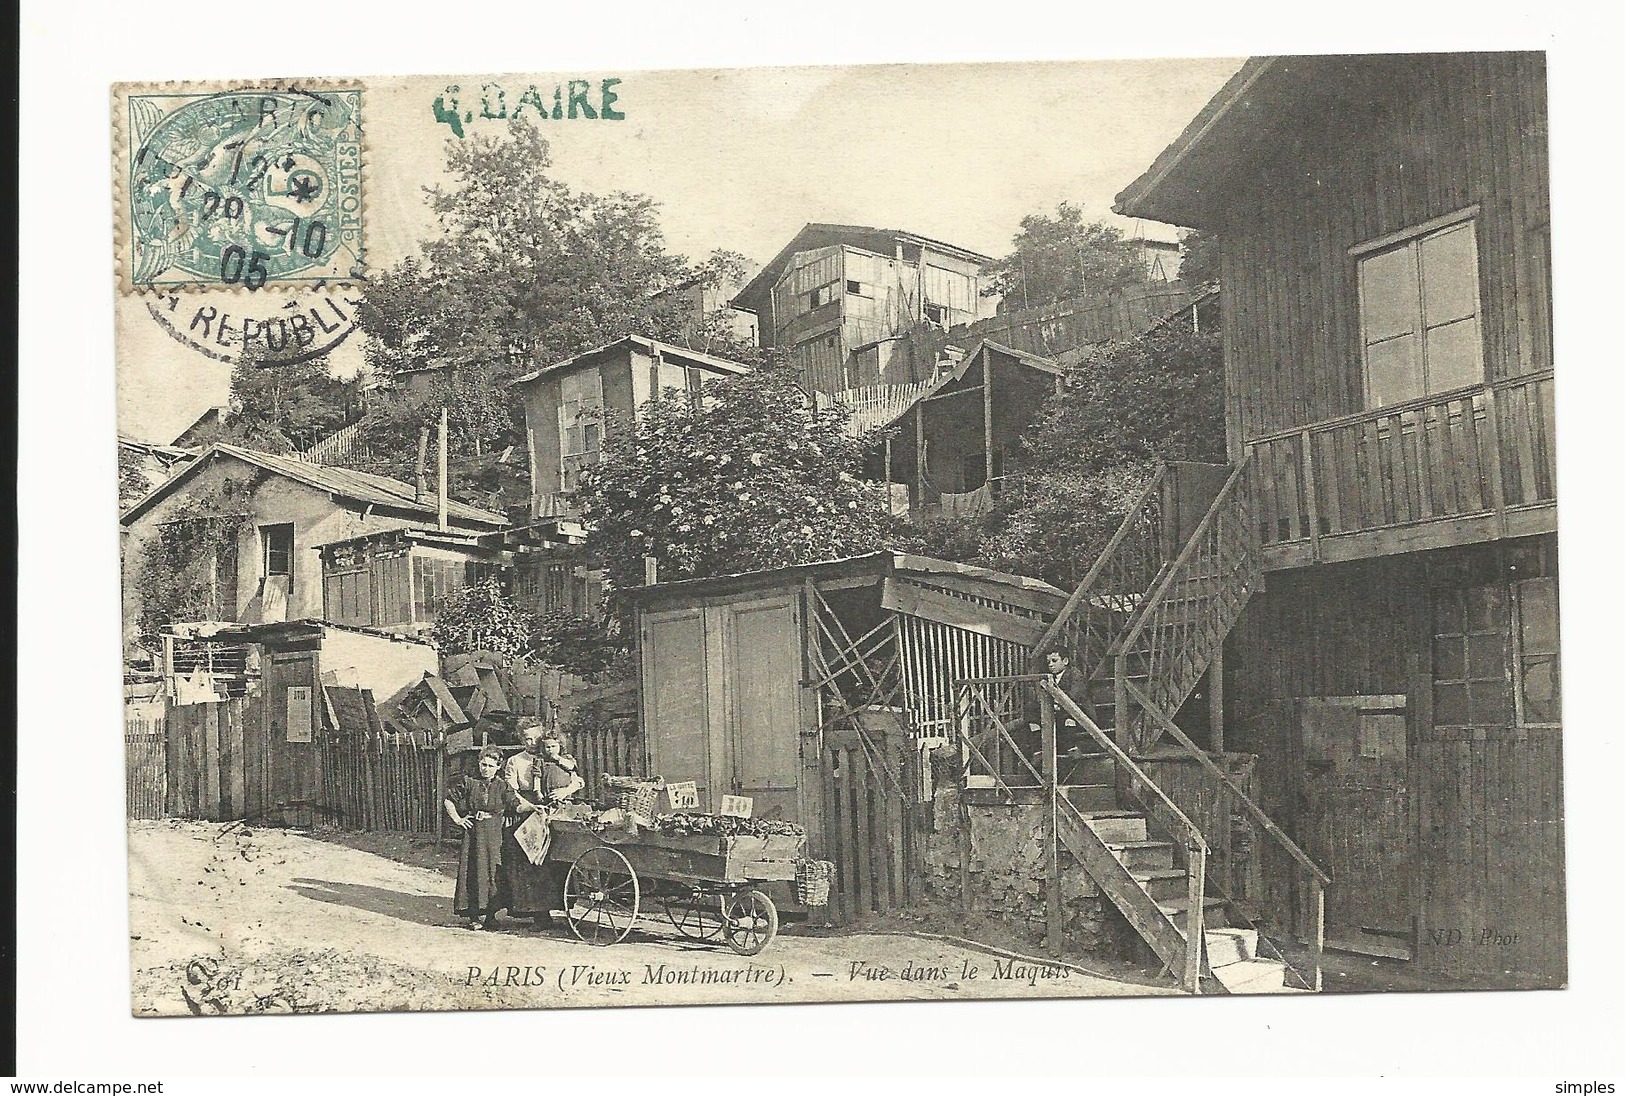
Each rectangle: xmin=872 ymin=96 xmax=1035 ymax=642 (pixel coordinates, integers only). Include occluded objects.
xmin=1038 ymin=678 xmax=1210 ymax=992
xmin=1032 ymin=465 xmax=1169 ymax=682
xmin=955 ymin=675 xmax=1210 ymax=992
xmin=1113 ymin=455 xmax=1260 ymax=752
xmin=1122 ymin=678 xmax=1329 ymax=991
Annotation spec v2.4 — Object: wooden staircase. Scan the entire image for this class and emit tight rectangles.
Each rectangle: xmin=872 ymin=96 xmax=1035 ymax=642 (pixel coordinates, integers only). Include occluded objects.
xmin=1049 ymin=730 xmax=1304 ymax=994
xmin=955 ymin=453 xmax=1329 ymax=993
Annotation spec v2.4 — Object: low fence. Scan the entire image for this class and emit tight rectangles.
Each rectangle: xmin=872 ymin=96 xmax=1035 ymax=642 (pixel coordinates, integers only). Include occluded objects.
xmin=125 ymin=720 xmax=167 ymax=820
xmin=316 ymin=732 xmax=445 ymax=835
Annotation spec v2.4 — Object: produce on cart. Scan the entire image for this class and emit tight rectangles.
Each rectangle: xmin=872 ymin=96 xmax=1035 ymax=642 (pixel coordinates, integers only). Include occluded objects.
xmin=544 ymin=793 xmax=812 ymax=955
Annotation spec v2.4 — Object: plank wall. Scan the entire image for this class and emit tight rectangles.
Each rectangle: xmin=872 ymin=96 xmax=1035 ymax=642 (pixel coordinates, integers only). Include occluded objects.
xmin=1219 ymin=53 xmax=1551 ymax=453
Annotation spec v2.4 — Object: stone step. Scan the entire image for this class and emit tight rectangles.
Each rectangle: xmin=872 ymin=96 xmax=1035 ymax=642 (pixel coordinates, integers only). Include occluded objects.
xmin=1060 ymin=783 xmax=1119 ymax=811
xmin=1104 ymin=839 xmax=1175 ymax=871
xmin=1158 ymin=896 xmax=1230 ymax=933
xmin=1209 ymin=957 xmax=1294 ymax=995
xmin=1204 ymin=927 xmax=1259 ymax=967
xmin=1080 ymin=813 xmax=1147 ymax=844
xmin=1131 ymin=867 xmax=1189 ymax=902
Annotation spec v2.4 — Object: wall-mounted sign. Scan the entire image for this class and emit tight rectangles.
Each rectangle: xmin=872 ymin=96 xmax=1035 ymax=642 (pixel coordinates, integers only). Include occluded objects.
xmin=286 ymin=686 xmax=313 ymax=743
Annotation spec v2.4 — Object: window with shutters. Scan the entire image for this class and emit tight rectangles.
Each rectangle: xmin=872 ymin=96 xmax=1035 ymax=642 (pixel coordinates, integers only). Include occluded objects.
xmin=1355 ymin=210 xmax=1484 ymax=408
xmin=558 ymin=369 xmax=605 ymax=460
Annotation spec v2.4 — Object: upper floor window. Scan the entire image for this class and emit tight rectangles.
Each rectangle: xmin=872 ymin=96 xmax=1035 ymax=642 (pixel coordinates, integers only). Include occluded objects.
xmin=559 ymin=369 xmax=604 ymax=459
xmin=1355 ymin=209 xmax=1484 ymax=408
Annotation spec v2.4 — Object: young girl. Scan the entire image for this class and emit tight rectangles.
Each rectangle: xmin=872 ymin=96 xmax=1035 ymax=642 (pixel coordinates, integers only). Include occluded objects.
xmin=444 ymin=746 xmax=532 ymax=930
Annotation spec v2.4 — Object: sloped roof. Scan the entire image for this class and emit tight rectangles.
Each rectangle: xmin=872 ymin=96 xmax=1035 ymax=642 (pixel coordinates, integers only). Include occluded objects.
xmin=854 ymin=339 xmax=1061 ymax=433
xmin=508 ymin=335 xmax=752 ymax=388
xmin=731 ymin=223 xmax=995 ymax=319
xmin=119 ymin=442 xmax=508 ymax=528
xmin=622 ymin=550 xmax=1066 ymax=607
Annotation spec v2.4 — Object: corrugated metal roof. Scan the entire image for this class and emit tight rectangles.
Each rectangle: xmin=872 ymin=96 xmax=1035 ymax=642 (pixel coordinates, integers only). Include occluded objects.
xmin=119 ymin=442 xmax=509 ymax=527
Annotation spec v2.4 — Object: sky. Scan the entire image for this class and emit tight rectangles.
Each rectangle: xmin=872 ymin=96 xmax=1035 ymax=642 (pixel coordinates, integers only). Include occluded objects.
xmin=116 ymin=58 xmax=1242 ymax=442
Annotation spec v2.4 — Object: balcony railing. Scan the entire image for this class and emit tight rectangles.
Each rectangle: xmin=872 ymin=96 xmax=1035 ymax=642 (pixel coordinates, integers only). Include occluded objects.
xmin=1247 ymin=371 xmax=1556 ymax=567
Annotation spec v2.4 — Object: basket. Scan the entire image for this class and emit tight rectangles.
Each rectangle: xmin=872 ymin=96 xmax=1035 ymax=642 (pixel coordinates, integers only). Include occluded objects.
xmin=603 ymin=775 xmax=664 ymax=822
xmin=795 ymin=859 xmax=836 ymax=906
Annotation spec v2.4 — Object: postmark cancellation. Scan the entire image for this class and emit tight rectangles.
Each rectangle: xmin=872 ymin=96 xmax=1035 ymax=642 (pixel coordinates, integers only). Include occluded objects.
xmin=114 ymin=82 xmax=365 ymax=295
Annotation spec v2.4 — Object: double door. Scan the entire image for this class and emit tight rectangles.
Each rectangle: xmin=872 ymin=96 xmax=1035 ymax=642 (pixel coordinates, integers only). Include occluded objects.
xmin=640 ymin=595 xmax=804 ymax=821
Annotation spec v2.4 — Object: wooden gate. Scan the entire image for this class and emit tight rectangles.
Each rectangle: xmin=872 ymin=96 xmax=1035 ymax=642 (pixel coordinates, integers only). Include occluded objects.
xmin=162 ymin=697 xmax=272 ymax=822
xmin=819 ymin=709 xmax=924 ymax=925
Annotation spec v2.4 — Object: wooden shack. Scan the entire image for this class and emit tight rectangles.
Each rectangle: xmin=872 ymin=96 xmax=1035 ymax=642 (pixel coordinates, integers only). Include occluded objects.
xmin=623 ymin=551 xmax=1066 ymax=922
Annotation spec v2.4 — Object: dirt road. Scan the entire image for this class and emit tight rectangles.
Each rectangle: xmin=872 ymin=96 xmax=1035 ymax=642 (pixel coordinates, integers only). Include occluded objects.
xmin=127 ymin=820 xmax=1171 ymax=1015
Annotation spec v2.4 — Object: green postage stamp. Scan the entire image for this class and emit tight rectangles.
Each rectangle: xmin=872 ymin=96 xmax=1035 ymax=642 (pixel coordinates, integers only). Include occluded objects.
xmin=118 ymin=85 xmax=364 ymax=292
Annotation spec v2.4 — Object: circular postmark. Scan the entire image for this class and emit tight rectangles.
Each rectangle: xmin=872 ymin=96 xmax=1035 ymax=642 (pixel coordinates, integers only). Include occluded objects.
xmin=126 ymin=87 xmax=364 ymax=291
xmin=143 ymin=281 xmax=365 ymax=367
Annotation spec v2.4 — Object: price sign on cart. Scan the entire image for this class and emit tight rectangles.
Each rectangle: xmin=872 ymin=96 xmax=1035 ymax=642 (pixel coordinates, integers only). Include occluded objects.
xmin=666 ymin=781 xmax=699 ymax=811
xmin=719 ymin=795 xmax=754 ymax=818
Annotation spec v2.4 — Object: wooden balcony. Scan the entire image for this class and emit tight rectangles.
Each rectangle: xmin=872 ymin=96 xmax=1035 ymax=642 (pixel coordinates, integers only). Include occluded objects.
xmin=1247 ymin=371 xmax=1556 ymax=570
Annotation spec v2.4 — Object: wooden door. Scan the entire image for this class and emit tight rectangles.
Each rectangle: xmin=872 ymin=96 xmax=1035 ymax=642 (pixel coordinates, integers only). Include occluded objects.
xmin=724 ymin=597 xmax=803 ymax=821
xmin=1299 ymin=696 xmax=1414 ymax=956
xmin=263 ymin=648 xmax=319 ymax=826
xmin=641 ymin=608 xmax=715 ymax=808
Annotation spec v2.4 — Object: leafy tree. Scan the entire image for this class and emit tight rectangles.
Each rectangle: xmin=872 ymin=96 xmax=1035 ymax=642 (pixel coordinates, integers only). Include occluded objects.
xmin=983 ymin=202 xmax=1147 ymax=310
xmin=533 ymin=611 xmax=628 ymax=679
xmin=581 ymin=367 xmax=889 ymax=592
xmin=356 ymin=119 xmax=700 ymax=387
xmin=430 ymin=579 xmax=542 ymax=662
xmin=182 ymin=351 xmax=361 ymax=455
xmin=983 ymin=324 xmax=1226 ymax=585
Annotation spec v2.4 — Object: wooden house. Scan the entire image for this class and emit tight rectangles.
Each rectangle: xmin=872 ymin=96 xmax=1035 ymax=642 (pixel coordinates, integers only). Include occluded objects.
xmin=1073 ymin=52 xmax=1560 ymax=983
xmin=315 ymin=526 xmax=506 ymax=633
xmin=624 ymin=551 xmax=1066 ymax=921
xmin=842 ymin=339 xmax=1062 ymax=517
xmin=508 ymin=335 xmax=753 ymax=524
xmin=157 ymin=620 xmax=439 ymax=828
xmin=730 ymin=224 xmax=994 ymax=395
xmin=119 ymin=443 xmax=507 ymax=657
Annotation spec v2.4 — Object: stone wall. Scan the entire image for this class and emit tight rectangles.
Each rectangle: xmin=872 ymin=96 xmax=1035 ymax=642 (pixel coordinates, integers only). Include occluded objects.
xmin=922 ymin=785 xmax=1137 ymax=959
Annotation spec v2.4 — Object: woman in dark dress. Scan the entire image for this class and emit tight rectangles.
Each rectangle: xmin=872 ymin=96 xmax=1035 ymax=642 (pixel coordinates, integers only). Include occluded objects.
xmin=444 ymin=746 xmax=531 ymax=930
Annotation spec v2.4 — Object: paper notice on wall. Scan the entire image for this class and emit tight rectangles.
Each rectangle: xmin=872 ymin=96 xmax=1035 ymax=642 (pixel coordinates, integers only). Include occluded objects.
xmin=719 ymin=795 xmax=753 ymax=819
xmin=666 ymin=781 xmax=699 ymax=811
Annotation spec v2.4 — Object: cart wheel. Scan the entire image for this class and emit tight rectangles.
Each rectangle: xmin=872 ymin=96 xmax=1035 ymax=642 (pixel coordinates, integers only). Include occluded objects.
xmin=662 ymin=890 xmax=726 ymax=941
xmin=564 ymin=846 xmax=640 ymax=946
xmin=723 ymin=889 xmax=778 ymax=956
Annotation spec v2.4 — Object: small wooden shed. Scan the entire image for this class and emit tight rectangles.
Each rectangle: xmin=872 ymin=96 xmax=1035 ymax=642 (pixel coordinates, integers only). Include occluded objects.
xmin=624 ymin=551 xmax=1066 ymax=921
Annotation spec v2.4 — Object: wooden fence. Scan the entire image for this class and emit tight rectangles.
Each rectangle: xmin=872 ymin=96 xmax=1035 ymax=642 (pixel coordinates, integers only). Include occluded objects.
xmin=316 ymin=732 xmax=445 ymax=835
xmin=125 ymin=719 xmax=167 ymax=820
xmin=820 ymin=713 xmax=926 ymax=925
xmin=159 ymin=697 xmax=268 ymax=822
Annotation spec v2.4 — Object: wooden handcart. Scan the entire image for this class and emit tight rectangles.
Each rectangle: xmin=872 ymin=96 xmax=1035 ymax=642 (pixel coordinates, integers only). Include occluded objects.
xmin=546 ymin=819 xmax=805 ymax=955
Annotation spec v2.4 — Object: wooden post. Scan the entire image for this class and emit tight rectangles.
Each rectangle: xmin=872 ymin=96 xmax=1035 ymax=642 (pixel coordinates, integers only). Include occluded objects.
xmin=1208 ymin=646 xmax=1225 ymax=756
xmin=1184 ymin=841 xmax=1207 ymax=994
xmin=1041 ymin=689 xmax=1061 ymax=953
xmin=436 ymin=408 xmax=450 ymax=531
xmin=982 ymin=348 xmax=995 ymax=492
xmin=1309 ymin=878 xmax=1326 ymax=992
xmin=1300 ymin=428 xmax=1321 ymax=562
xmin=913 ymin=404 xmax=926 ymax=508
xmin=1481 ymin=386 xmax=1508 ymax=537
xmin=883 ymin=435 xmax=894 ymax=515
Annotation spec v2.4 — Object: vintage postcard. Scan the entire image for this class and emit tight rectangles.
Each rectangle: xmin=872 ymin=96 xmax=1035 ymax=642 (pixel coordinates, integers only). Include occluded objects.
xmin=113 ymin=54 xmax=1561 ymax=1018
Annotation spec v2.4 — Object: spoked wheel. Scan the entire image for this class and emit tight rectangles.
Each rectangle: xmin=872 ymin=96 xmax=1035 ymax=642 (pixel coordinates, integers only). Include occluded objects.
xmin=723 ymin=889 xmax=778 ymax=956
xmin=564 ymin=846 xmax=640 ymax=946
xmin=661 ymin=889 xmax=727 ymax=941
